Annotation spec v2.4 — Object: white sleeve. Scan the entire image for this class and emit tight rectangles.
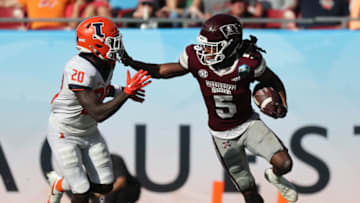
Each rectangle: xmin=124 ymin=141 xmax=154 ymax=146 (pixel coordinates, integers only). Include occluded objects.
xmin=65 ymin=62 xmax=95 ymax=88
xmin=254 ymin=57 xmax=266 ymax=78
xmin=179 ymin=49 xmax=189 ymax=69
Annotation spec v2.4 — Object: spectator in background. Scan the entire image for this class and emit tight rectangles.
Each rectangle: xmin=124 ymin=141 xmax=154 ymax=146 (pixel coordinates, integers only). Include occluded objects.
xmin=181 ymin=0 xmax=207 ymax=26
xmin=202 ymin=0 xmax=264 ymax=21
xmin=0 ymin=0 xmax=71 ymax=29
xmin=260 ymin=0 xmax=298 ymax=30
xmin=298 ymin=0 xmax=349 ymax=29
xmin=65 ymin=0 xmax=112 ymax=29
xmin=247 ymin=0 xmax=264 ymax=18
xmin=259 ymin=0 xmax=297 ymax=10
xmin=0 ymin=0 xmax=26 ymax=29
xmin=90 ymin=154 xmax=141 ymax=203
xmin=228 ymin=0 xmax=265 ymax=28
xmin=108 ymin=0 xmax=138 ymax=17
xmin=121 ymin=0 xmax=159 ymax=29
xmin=0 ymin=0 xmax=18 ymax=7
xmin=349 ymin=0 xmax=360 ymax=29
xmin=201 ymin=0 xmax=230 ymax=17
xmin=156 ymin=0 xmax=207 ymax=27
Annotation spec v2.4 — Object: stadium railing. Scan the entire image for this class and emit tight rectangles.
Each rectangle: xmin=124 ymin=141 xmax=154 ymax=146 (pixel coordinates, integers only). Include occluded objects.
xmin=0 ymin=17 xmax=360 ymax=29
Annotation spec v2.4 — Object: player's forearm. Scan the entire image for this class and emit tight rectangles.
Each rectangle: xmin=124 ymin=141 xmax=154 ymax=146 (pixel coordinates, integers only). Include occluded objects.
xmin=257 ymin=68 xmax=287 ymax=106
xmin=126 ymin=59 xmax=162 ymax=78
xmin=89 ymin=92 xmax=130 ymax=122
xmin=270 ymin=73 xmax=286 ymax=104
xmin=268 ymin=72 xmax=287 ymax=107
xmin=278 ymin=91 xmax=287 ymax=108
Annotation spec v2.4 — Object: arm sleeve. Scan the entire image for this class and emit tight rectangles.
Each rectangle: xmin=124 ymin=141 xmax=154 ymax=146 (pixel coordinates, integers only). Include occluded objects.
xmin=254 ymin=57 xmax=267 ymax=78
xmin=242 ymin=51 xmax=267 ymax=78
xmin=179 ymin=49 xmax=189 ymax=70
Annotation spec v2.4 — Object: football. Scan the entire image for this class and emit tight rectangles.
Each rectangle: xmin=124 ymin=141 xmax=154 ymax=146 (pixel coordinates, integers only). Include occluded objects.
xmin=253 ymin=83 xmax=282 ymax=117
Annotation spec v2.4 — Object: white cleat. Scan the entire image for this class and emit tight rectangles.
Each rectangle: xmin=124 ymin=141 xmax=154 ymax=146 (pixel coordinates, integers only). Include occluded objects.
xmin=264 ymin=168 xmax=298 ymax=202
xmin=46 ymin=171 xmax=64 ymax=203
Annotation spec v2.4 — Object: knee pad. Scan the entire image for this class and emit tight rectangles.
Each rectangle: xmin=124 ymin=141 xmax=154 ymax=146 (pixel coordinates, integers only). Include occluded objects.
xmin=89 ymin=143 xmax=111 ymax=168
xmin=224 ymin=149 xmax=255 ymax=191
xmin=233 ymin=170 xmax=255 ymax=192
xmin=72 ymin=179 xmax=91 ymax=194
xmin=58 ymin=146 xmax=80 ymax=169
xmin=90 ymin=183 xmax=113 ymax=194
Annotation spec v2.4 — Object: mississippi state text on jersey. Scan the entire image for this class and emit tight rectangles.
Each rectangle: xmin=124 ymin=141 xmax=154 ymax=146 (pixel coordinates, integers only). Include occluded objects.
xmin=179 ymin=45 xmax=266 ymax=131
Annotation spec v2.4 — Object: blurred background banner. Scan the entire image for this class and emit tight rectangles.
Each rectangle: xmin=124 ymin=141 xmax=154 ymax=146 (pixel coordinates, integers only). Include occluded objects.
xmin=0 ymin=29 xmax=360 ymax=203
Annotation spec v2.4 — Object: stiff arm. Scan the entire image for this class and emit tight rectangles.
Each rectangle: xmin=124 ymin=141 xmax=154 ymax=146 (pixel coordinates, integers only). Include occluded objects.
xmin=121 ymin=51 xmax=189 ymax=79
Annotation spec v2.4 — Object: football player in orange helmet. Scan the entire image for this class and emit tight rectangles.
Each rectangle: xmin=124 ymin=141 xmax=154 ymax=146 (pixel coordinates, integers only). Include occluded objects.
xmin=46 ymin=16 xmax=151 ymax=203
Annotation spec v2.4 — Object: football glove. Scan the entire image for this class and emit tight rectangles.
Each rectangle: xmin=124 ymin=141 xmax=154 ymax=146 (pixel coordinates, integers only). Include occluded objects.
xmin=130 ymin=88 xmax=146 ymax=103
xmin=262 ymin=103 xmax=287 ymax=119
xmin=124 ymin=70 xmax=152 ymax=96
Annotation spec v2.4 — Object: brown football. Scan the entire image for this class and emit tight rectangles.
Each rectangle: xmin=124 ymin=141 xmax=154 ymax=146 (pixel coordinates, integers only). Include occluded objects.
xmin=253 ymin=83 xmax=281 ymax=112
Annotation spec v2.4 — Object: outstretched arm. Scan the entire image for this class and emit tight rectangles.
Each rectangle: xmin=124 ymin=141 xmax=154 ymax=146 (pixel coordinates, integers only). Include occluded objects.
xmin=121 ymin=50 xmax=188 ymax=79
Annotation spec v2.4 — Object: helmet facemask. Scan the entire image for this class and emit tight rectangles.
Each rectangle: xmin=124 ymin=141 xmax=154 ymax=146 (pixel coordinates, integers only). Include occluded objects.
xmin=104 ymin=35 xmax=123 ymax=61
xmin=195 ymin=34 xmax=232 ymax=66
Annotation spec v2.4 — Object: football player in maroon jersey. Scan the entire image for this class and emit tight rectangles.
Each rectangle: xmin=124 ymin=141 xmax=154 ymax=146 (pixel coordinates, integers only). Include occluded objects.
xmin=120 ymin=14 xmax=297 ymax=203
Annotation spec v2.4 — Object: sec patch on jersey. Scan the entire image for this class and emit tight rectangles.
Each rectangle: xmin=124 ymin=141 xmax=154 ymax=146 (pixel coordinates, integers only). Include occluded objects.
xmin=252 ymin=83 xmax=287 ymax=118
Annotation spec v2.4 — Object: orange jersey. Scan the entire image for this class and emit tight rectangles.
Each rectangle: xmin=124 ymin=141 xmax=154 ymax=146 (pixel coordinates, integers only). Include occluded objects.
xmin=17 ymin=0 xmax=70 ymax=29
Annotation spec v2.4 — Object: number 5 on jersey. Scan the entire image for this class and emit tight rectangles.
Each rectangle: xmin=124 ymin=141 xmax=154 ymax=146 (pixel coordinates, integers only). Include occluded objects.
xmin=214 ymin=95 xmax=236 ymax=119
xmin=71 ymin=68 xmax=85 ymax=83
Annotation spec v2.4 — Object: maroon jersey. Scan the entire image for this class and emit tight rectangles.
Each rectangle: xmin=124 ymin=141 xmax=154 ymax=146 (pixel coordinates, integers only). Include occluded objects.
xmin=179 ymin=44 xmax=266 ymax=131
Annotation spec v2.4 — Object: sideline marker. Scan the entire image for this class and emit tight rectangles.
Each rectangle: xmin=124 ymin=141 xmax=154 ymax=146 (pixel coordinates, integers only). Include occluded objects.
xmin=277 ymin=191 xmax=289 ymax=203
xmin=212 ymin=181 xmax=224 ymax=203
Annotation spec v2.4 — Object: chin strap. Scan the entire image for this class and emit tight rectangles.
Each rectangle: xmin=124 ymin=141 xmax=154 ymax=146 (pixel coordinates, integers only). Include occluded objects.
xmin=88 ymin=45 xmax=105 ymax=60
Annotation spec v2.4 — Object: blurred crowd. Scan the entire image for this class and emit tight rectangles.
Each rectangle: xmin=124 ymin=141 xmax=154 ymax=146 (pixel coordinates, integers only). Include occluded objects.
xmin=0 ymin=0 xmax=359 ymax=30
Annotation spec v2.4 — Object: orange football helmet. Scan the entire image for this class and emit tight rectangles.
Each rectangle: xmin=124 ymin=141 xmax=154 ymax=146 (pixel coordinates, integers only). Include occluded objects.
xmin=76 ymin=16 xmax=123 ymax=61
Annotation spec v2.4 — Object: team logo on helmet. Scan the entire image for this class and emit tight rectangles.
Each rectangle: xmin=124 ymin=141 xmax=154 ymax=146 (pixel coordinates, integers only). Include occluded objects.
xmin=219 ymin=24 xmax=241 ymax=39
xmin=91 ymin=22 xmax=105 ymax=39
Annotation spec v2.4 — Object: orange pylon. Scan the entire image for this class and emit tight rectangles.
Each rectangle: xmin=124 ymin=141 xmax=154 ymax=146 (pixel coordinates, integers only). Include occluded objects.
xmin=212 ymin=181 xmax=224 ymax=203
xmin=277 ymin=191 xmax=288 ymax=203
